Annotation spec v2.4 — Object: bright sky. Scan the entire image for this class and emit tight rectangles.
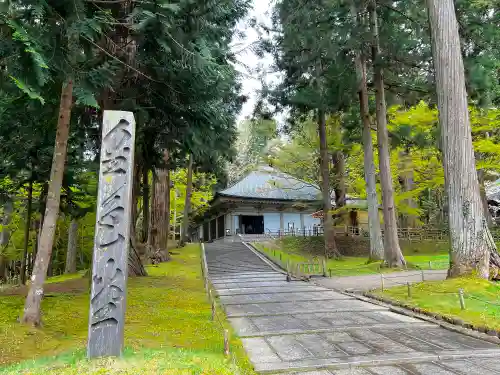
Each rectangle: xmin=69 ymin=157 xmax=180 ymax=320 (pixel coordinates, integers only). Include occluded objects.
xmin=232 ymin=0 xmax=276 ymax=123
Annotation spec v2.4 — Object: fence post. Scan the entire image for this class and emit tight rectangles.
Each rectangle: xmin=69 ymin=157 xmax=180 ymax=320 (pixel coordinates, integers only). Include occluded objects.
xmin=224 ymin=329 xmax=230 ymax=356
xmin=322 ymin=258 xmax=327 ymax=277
xmin=458 ymin=289 xmax=466 ymax=310
xmin=381 ymin=274 xmax=385 ymax=292
xmin=421 ymin=270 xmax=425 ymax=282
xmin=329 ymin=269 xmax=332 ymax=278
xmin=428 ymin=261 xmax=432 ymax=270
xmin=407 ymin=282 xmax=411 ymax=298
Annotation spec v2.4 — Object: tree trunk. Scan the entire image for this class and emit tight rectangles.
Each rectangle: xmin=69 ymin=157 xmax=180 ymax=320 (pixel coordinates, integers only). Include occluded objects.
xmin=332 ymin=150 xmax=346 ymax=208
xmin=478 ymin=170 xmax=493 ymax=227
xmin=427 ymin=0 xmax=496 ymax=278
xmin=180 ymin=154 xmax=193 ymax=246
xmin=0 ymin=199 xmax=13 ymax=282
xmin=22 ymin=79 xmax=73 ymax=326
xmin=370 ymin=1 xmax=405 ymax=267
xmin=141 ymin=166 xmax=150 ymax=243
xmin=20 ymin=180 xmax=33 ymax=285
xmin=151 ymin=158 xmax=171 ymax=262
xmin=32 ymin=182 xmax=48 ymax=272
xmin=64 ymin=219 xmax=78 ymax=274
xmin=350 ymin=1 xmax=384 ymax=261
xmin=129 ymin=162 xmax=148 ymax=276
xmin=318 ymin=110 xmax=339 ymax=259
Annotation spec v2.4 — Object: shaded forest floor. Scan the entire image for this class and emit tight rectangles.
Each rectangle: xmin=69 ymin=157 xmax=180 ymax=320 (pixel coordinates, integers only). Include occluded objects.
xmin=0 ymin=244 xmax=255 ymax=374
xmin=253 ymin=236 xmax=451 ymax=276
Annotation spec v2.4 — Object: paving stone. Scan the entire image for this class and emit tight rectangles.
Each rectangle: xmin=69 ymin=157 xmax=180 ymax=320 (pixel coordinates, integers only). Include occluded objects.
xmin=323 ymin=331 xmax=356 ymax=343
xmin=348 ymin=329 xmax=416 ymax=354
xmin=335 ymin=341 xmax=376 ymax=355
xmin=364 ymin=366 xmax=410 ymax=375
xmin=370 ymin=310 xmax=422 ymax=323
xmin=469 ymin=358 xmax=500 ymax=371
xmin=206 ymin=241 xmax=500 ymax=375
xmin=439 ymin=360 xmax=500 ymax=374
xmin=220 ymin=290 xmax=349 ymax=304
xmin=331 ymin=369 xmax=371 ymax=375
xmin=217 ymin=285 xmax=327 ymax=296
xmin=375 ymin=328 xmax=443 ymax=352
xmin=399 ymin=327 xmax=495 ymax=351
xmin=241 ymin=338 xmax=281 ymax=363
xmin=267 ymin=335 xmax=314 ymax=361
xmin=410 ymin=363 xmax=458 ymax=374
xmin=296 ymin=334 xmax=347 ymax=358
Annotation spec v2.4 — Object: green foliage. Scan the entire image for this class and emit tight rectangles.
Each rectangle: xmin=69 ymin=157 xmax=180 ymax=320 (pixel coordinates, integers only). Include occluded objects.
xmin=171 ymin=168 xmax=216 ymax=223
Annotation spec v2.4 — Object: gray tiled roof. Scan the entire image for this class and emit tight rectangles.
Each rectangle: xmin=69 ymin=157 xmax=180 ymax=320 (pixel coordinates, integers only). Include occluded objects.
xmin=219 ymin=166 xmax=321 ymax=201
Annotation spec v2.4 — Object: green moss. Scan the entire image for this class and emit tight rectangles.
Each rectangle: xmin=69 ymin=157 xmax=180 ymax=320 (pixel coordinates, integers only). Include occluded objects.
xmin=0 ymin=347 xmax=247 ymax=375
xmin=0 ymin=244 xmax=256 ymax=374
xmin=45 ymin=271 xmax=87 ymax=284
xmin=373 ymin=277 xmax=500 ymax=331
xmin=254 ymin=237 xmax=451 ymax=276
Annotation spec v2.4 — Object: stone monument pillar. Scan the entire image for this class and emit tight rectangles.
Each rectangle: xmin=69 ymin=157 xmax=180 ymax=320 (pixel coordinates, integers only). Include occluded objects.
xmin=87 ymin=111 xmax=136 ymax=358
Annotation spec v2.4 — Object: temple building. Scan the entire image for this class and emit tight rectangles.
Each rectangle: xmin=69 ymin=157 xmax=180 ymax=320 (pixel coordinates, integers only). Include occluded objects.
xmin=192 ymin=166 xmax=323 ymax=241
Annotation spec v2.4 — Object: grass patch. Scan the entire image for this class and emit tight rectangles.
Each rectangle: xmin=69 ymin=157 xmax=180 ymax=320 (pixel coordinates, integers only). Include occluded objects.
xmin=372 ymin=277 xmax=500 ymax=331
xmin=0 ymin=347 xmax=244 ymax=375
xmin=0 ymin=244 xmax=255 ymax=374
xmin=253 ymin=237 xmax=450 ymax=276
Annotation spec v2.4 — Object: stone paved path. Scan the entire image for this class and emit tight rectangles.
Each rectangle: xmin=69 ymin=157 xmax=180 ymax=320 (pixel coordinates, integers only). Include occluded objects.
xmin=205 ymin=240 xmax=500 ymax=375
xmin=316 ymin=270 xmax=448 ymax=293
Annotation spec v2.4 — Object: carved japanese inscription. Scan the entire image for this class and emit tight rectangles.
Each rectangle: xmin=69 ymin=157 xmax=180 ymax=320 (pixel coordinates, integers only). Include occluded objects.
xmin=87 ymin=111 xmax=135 ymax=358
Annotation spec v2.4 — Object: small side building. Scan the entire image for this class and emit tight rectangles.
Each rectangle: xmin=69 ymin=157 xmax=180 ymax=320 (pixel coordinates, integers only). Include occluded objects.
xmin=192 ymin=166 xmax=323 ymax=241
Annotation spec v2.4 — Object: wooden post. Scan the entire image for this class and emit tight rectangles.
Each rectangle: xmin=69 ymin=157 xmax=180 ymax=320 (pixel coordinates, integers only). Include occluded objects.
xmin=407 ymin=282 xmax=411 ymax=298
xmin=322 ymin=258 xmax=327 ymax=277
xmin=421 ymin=269 xmax=425 ymax=282
xmin=224 ymin=329 xmax=230 ymax=356
xmin=381 ymin=274 xmax=385 ymax=291
xmin=329 ymin=269 xmax=332 ymax=278
xmin=428 ymin=261 xmax=432 ymax=269
xmin=211 ymin=299 xmax=216 ymax=321
xmin=87 ymin=111 xmax=136 ymax=359
xmin=458 ymin=289 xmax=466 ymax=310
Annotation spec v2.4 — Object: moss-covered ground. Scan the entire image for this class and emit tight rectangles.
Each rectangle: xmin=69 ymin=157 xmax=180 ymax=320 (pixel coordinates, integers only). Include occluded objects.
xmin=0 ymin=244 xmax=255 ymax=374
xmin=372 ymin=277 xmax=500 ymax=332
xmin=253 ymin=236 xmax=450 ymax=276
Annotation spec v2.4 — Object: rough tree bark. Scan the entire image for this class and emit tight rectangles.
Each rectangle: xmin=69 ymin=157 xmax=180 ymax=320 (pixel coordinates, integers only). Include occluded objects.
xmin=64 ymin=219 xmax=78 ymax=274
xmin=318 ymin=110 xmax=340 ymax=259
xmin=151 ymin=151 xmax=171 ymax=262
xmin=332 ymin=150 xmax=346 ymax=208
xmin=129 ymin=162 xmax=148 ymax=275
xmin=180 ymin=154 xmax=193 ymax=246
xmin=427 ymin=0 xmax=498 ymax=277
xmin=478 ymin=170 xmax=493 ymax=227
xmin=141 ymin=166 xmax=150 ymax=243
xmin=369 ymin=1 xmax=405 ymax=267
xmin=32 ymin=182 xmax=48 ymax=272
xmin=350 ymin=1 xmax=384 ymax=261
xmin=354 ymin=55 xmax=385 ymax=259
xmin=20 ymin=179 xmax=33 ymax=285
xmin=22 ymin=80 xmax=73 ymax=325
xmin=0 ymin=199 xmax=13 ymax=282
